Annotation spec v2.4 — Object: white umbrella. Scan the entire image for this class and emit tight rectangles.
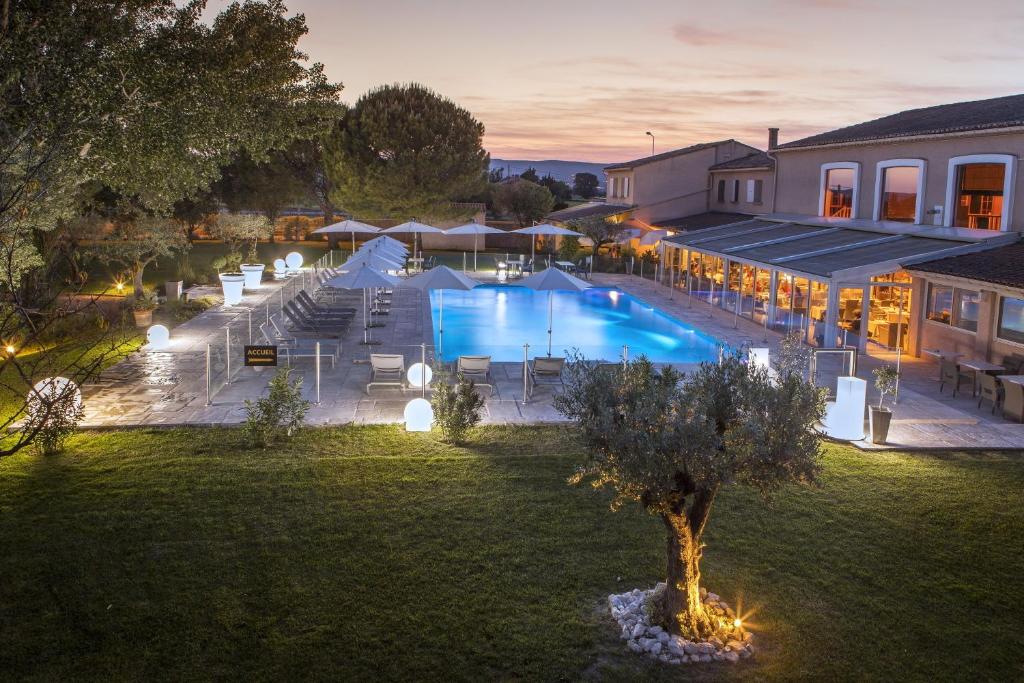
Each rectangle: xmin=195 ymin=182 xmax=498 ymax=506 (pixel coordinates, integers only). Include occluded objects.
xmin=324 ymin=265 xmax=399 ymax=345
xmin=511 ymin=223 xmax=584 ymax=265
xmin=312 ymin=219 xmax=380 ymax=253
xmin=341 ymin=250 xmax=404 ymax=271
xmin=357 ymin=241 xmax=407 ymax=260
xmin=365 ymin=235 xmax=408 ymax=252
xmin=519 ymin=267 xmax=592 ymax=356
xmin=639 ymin=229 xmax=669 ymax=247
xmin=397 ymin=266 xmax=480 ymax=358
xmin=382 ymin=221 xmax=444 ymax=262
xmin=444 ymin=222 xmax=506 ymax=271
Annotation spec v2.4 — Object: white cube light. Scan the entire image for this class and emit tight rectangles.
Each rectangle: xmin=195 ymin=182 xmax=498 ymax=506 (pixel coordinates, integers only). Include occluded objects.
xmin=27 ymin=376 xmax=82 ymax=420
xmin=404 ymin=397 xmax=434 ymax=432
xmin=407 ymin=362 xmax=433 ymax=388
xmin=822 ymin=376 xmax=867 ymax=441
xmin=147 ymin=324 xmax=171 ymax=350
xmin=285 ymin=252 xmax=303 ymax=272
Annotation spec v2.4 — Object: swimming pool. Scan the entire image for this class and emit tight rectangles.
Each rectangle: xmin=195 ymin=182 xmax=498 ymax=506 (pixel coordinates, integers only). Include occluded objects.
xmin=429 ymin=285 xmax=723 ymax=363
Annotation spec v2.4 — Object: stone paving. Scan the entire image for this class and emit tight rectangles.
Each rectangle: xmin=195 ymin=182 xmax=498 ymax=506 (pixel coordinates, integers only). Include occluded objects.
xmin=78 ymin=267 xmax=1024 ymax=450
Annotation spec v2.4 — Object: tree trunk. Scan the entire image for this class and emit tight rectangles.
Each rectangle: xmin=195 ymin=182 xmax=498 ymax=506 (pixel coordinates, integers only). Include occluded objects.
xmin=132 ymin=267 xmax=145 ymax=298
xmin=658 ymin=512 xmax=716 ymax=638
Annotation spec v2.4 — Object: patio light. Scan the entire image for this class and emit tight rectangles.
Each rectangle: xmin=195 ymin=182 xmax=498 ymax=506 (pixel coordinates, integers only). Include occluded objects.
xmin=115 ymin=281 xmax=125 ymax=293
xmin=147 ymin=324 xmax=171 ymax=350
xmin=407 ymin=362 xmax=432 ymax=388
xmin=274 ymin=258 xmax=287 ymax=273
xmin=404 ymin=397 xmax=433 ymax=432
xmin=821 ymin=376 xmax=866 ymax=441
xmin=5 ymin=344 xmax=15 ymax=356
xmin=285 ymin=252 xmax=303 ymax=272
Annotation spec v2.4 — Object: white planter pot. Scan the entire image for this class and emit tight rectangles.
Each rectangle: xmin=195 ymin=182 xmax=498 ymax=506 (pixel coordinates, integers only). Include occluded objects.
xmin=219 ymin=272 xmax=245 ymax=306
xmin=240 ymin=263 xmax=265 ymax=290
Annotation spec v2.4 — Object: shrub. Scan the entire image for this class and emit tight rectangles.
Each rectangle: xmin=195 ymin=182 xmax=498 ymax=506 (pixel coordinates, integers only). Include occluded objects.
xmin=243 ymin=368 xmax=311 ymax=446
xmin=558 ymin=236 xmax=580 ymax=262
xmin=132 ymin=289 xmax=158 ymax=311
xmin=873 ymin=365 xmax=900 ymax=409
xmin=24 ymin=379 xmax=84 ymax=455
xmin=776 ymin=331 xmax=812 ymax=379
xmin=164 ymin=296 xmax=217 ymax=322
xmin=431 ymin=373 xmax=485 ymax=444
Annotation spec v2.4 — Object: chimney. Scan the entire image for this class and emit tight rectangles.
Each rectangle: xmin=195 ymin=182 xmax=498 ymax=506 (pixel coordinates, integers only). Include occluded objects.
xmin=768 ymin=127 xmax=779 ymax=151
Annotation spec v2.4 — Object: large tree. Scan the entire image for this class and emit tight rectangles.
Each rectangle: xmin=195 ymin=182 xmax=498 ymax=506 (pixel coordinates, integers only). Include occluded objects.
xmin=215 ymin=152 xmax=307 ymax=241
xmin=324 ymin=83 xmax=489 ymax=220
xmin=278 ymin=136 xmax=341 ymax=225
xmin=566 ymin=214 xmax=626 ymax=260
xmin=493 ymin=179 xmax=554 ymax=227
xmin=555 ymin=354 xmax=824 ymax=639
xmin=573 ymin=172 xmax=599 ymax=199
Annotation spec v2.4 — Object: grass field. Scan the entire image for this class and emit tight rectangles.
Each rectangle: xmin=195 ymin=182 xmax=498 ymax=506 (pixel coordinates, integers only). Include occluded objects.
xmin=1 ymin=427 xmax=1022 ymax=681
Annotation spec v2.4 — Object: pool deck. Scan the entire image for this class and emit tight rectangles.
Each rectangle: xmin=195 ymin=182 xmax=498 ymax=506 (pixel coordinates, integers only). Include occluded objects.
xmin=76 ymin=269 xmax=1024 ymax=450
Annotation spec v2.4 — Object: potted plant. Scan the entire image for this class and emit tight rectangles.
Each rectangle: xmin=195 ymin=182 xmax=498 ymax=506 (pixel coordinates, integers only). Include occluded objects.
xmin=213 ymin=253 xmax=245 ymax=306
xmin=132 ymin=289 xmax=158 ymax=328
xmin=210 ymin=214 xmax=273 ymax=292
xmin=870 ymin=365 xmax=899 ymax=444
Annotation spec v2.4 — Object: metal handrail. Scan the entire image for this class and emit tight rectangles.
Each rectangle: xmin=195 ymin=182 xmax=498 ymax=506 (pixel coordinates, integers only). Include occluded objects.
xmin=809 ymin=346 xmax=858 ymax=388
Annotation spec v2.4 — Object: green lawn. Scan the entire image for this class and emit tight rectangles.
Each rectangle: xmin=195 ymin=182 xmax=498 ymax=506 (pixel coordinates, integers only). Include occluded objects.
xmin=1 ymin=427 xmax=1022 ymax=681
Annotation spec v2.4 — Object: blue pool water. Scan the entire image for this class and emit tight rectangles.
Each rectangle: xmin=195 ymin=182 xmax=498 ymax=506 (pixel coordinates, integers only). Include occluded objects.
xmin=429 ymin=285 xmax=723 ymax=363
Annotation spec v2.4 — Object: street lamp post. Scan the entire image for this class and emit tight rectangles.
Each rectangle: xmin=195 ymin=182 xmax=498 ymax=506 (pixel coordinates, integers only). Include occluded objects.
xmin=645 ymin=131 xmax=654 ymax=155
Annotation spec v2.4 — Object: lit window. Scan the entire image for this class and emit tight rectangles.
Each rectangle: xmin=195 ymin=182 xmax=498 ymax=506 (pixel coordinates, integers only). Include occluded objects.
xmin=954 ymin=164 xmax=1004 ymax=229
xmin=926 ymin=284 xmax=953 ymax=324
xmin=998 ymin=297 xmax=1024 ymax=344
xmin=820 ymin=163 xmax=859 ymax=218
xmin=945 ymin=154 xmax=1015 ymax=231
xmin=879 ymin=166 xmax=919 ymax=222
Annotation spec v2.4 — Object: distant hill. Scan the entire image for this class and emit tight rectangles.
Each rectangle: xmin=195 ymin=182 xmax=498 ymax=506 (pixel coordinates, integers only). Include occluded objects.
xmin=490 ymin=159 xmax=609 ymax=186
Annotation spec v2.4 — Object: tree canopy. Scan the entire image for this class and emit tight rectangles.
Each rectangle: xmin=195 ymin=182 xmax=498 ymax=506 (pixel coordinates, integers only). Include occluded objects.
xmin=324 ymin=83 xmax=489 ymax=220
xmin=555 ymin=353 xmax=824 ymax=639
xmin=573 ymin=172 xmax=600 ymax=199
xmin=566 ymin=214 xmax=626 ymax=255
xmin=493 ymin=180 xmax=555 ymax=227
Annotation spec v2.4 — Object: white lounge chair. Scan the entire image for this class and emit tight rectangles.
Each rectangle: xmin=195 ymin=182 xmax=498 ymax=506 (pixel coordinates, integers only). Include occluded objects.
xmin=528 ymin=356 xmax=565 ymax=398
xmin=367 ymin=353 xmax=405 ymax=393
xmin=456 ymin=355 xmax=491 ymax=383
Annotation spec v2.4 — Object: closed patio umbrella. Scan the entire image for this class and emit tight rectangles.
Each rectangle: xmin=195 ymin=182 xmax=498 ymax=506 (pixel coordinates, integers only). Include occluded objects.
xmin=444 ymin=222 xmax=506 ymax=271
xmin=312 ymin=219 xmax=380 ymax=253
xmin=397 ymin=266 xmax=480 ymax=358
xmin=365 ymin=235 xmax=408 ymax=252
xmin=382 ymin=221 xmax=444 ymax=262
xmin=511 ymin=223 xmax=584 ymax=265
xmin=341 ymin=250 xmax=404 ymax=272
xmin=324 ymin=265 xmax=399 ymax=345
xmin=519 ymin=267 xmax=592 ymax=356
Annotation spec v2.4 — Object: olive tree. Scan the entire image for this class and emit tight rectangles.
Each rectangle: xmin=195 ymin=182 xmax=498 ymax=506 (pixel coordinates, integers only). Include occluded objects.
xmin=554 ymin=354 xmax=824 ymax=639
xmin=208 ymin=214 xmax=274 ymax=271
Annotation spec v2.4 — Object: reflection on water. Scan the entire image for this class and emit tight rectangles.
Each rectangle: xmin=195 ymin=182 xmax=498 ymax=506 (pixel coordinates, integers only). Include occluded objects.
xmin=430 ymin=285 xmax=722 ymax=363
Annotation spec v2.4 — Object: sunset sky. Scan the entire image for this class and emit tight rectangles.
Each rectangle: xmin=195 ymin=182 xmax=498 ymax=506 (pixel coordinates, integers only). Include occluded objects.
xmin=209 ymin=0 xmax=1023 ymax=163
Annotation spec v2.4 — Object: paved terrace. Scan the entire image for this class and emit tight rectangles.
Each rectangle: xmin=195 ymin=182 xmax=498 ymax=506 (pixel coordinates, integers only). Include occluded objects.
xmin=79 ymin=268 xmax=1024 ymax=450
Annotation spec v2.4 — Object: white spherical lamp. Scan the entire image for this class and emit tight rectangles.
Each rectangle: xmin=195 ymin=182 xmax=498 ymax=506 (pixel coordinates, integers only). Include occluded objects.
xmin=147 ymin=324 xmax=170 ymax=350
xmin=404 ymin=397 xmax=434 ymax=432
xmin=285 ymin=252 xmax=303 ymax=272
xmin=274 ymin=258 xmax=287 ymax=274
xmin=27 ymin=376 xmax=82 ymax=420
xmin=407 ymin=362 xmax=433 ymax=388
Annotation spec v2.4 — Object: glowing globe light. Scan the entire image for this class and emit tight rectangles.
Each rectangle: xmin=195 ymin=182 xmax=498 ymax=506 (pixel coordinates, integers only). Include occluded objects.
xmin=733 ymin=618 xmax=743 ymax=628
xmin=274 ymin=258 xmax=287 ymax=273
xmin=285 ymin=252 xmax=303 ymax=272
xmin=5 ymin=344 xmax=15 ymax=356
xmin=407 ymin=362 xmax=433 ymax=388
xmin=404 ymin=397 xmax=433 ymax=432
xmin=822 ymin=376 xmax=867 ymax=441
xmin=146 ymin=324 xmax=171 ymax=350
xmin=27 ymin=376 xmax=82 ymax=421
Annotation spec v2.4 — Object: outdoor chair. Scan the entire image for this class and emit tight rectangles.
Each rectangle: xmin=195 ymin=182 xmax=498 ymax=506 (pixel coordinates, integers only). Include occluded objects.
xmin=1002 ymin=356 xmax=1023 ymax=375
xmin=528 ymin=356 xmax=565 ymax=399
xmin=575 ymin=258 xmax=591 ymax=280
xmin=283 ymin=302 xmax=349 ymax=337
xmin=1001 ymin=380 xmax=1024 ymax=422
xmin=522 ymin=258 xmax=534 ymax=275
xmin=367 ymin=354 xmax=406 ymax=393
xmin=978 ymin=373 xmax=1002 ymax=414
xmin=938 ymin=359 xmax=973 ymax=397
xmin=297 ymin=290 xmax=356 ymax=316
xmin=456 ymin=355 xmax=492 ymax=383
xmin=260 ymin=321 xmax=339 ymax=368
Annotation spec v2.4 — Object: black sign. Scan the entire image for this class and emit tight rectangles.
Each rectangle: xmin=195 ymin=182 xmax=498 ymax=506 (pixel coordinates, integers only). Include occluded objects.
xmin=244 ymin=345 xmax=278 ymax=367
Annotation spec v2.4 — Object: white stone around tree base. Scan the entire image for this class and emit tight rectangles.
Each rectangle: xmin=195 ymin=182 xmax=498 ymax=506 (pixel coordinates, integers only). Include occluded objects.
xmin=608 ymin=584 xmax=754 ymax=665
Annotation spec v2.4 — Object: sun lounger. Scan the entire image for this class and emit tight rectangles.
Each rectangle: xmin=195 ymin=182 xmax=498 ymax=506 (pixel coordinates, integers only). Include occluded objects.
xmin=260 ymin=321 xmax=339 ymax=368
xmin=366 ymin=353 xmax=406 ymax=393
xmin=282 ymin=302 xmax=349 ymax=336
xmin=457 ymin=355 xmax=492 ymax=383
xmin=296 ymin=289 xmax=356 ymax=315
xmin=528 ymin=356 xmax=565 ymax=398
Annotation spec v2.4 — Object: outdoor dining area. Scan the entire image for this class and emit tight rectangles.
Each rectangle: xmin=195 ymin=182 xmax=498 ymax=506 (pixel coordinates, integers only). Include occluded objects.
xmin=927 ymin=348 xmax=1024 ymax=421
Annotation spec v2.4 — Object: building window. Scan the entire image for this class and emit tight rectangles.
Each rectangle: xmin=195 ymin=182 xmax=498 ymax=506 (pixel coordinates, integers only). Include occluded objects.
xmin=731 ymin=179 xmax=740 ymax=203
xmin=819 ymin=162 xmax=860 ymax=218
xmin=945 ymin=154 xmax=1015 ymax=230
xmin=753 ymin=179 xmax=763 ymax=204
xmin=623 ymin=176 xmax=630 ymax=198
xmin=717 ymin=179 xmax=725 ymax=202
xmin=998 ymin=296 xmax=1024 ymax=344
xmin=926 ymin=283 xmax=980 ymax=331
xmin=874 ymin=159 xmax=924 ymax=223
